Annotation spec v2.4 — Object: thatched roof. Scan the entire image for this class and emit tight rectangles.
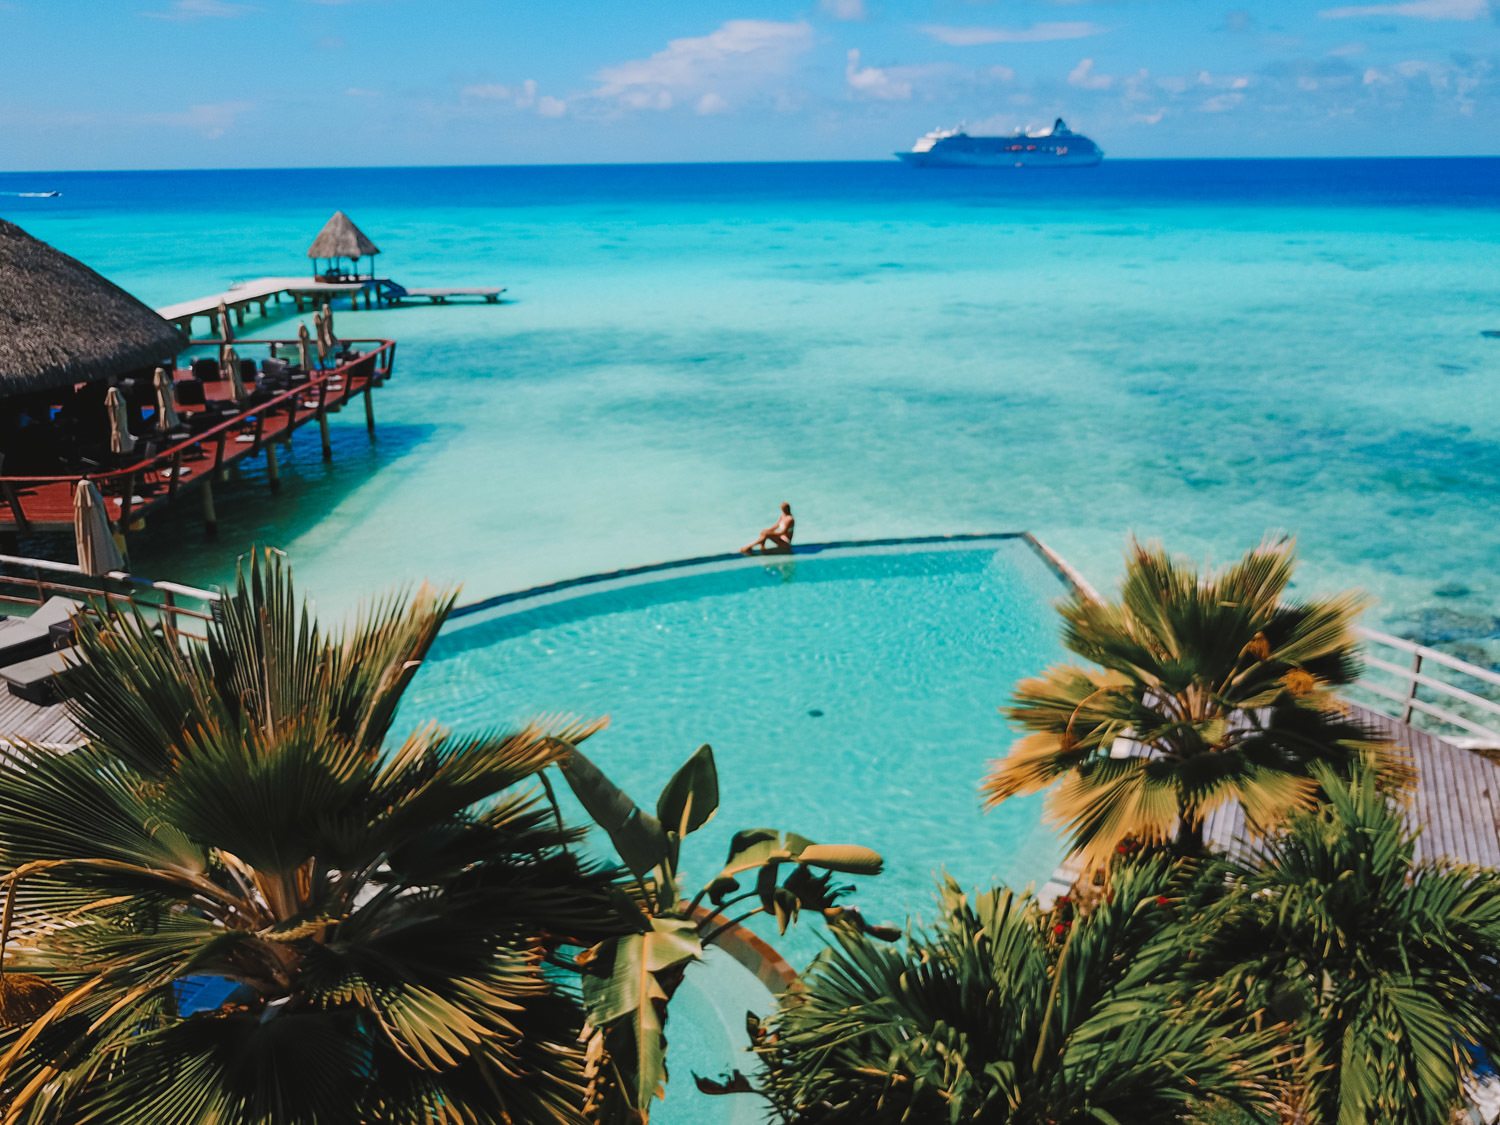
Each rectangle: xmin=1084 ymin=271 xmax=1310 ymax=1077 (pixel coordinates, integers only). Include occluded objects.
xmin=0 ymin=219 xmax=186 ymax=398
xmin=307 ymin=211 xmax=380 ymax=260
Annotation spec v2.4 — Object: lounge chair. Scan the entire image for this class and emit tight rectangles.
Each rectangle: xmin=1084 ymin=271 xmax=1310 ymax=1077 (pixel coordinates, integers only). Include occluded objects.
xmin=1 ymin=647 xmax=78 ymax=704
xmin=0 ymin=597 xmax=83 ymax=666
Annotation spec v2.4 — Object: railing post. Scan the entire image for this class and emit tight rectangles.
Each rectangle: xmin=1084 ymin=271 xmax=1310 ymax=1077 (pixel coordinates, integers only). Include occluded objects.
xmin=1402 ymin=650 xmax=1423 ymax=725
xmin=161 ymin=589 xmax=179 ymax=648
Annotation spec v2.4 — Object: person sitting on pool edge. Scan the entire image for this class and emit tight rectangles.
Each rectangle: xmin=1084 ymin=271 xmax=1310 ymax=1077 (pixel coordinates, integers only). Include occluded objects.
xmin=741 ymin=502 xmax=794 ymax=555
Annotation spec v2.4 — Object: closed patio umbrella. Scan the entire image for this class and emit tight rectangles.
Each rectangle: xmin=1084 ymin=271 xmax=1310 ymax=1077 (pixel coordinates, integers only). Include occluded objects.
xmin=73 ymin=479 xmax=124 ymax=577
xmin=297 ymin=323 xmax=312 ymax=371
xmin=153 ymin=366 xmax=179 ymax=433
xmin=106 ymin=386 xmax=136 ymax=457
xmin=223 ymin=346 xmax=247 ymax=406
xmin=319 ymin=302 xmax=337 ymax=350
xmin=216 ymin=300 xmax=234 ymax=342
xmin=314 ymin=316 xmax=329 ymax=367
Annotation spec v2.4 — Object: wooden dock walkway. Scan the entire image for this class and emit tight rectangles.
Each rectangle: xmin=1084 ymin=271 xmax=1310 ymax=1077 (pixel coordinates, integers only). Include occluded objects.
xmin=157 ymin=277 xmax=371 ymax=335
xmin=0 ymin=338 xmax=396 ymax=535
xmin=158 ymin=277 xmax=506 ymax=335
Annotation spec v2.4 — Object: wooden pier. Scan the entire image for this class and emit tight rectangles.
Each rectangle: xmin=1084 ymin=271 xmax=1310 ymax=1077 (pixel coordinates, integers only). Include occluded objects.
xmin=158 ymin=277 xmax=505 ymax=336
xmin=0 ymin=337 xmax=396 ymax=538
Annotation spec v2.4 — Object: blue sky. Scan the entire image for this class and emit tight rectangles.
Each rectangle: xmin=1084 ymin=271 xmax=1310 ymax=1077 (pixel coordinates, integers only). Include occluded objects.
xmin=1 ymin=0 xmax=1496 ymax=167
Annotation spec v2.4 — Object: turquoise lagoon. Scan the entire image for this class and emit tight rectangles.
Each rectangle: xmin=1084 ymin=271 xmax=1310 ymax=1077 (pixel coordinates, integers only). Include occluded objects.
xmin=7 ymin=156 xmax=1499 ymax=1123
xmin=2 ymin=160 xmax=1498 ymax=647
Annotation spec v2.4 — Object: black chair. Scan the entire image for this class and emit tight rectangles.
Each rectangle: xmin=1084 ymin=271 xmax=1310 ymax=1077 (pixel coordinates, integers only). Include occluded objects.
xmin=192 ymin=357 xmax=220 ymax=382
xmin=175 ymin=377 xmax=206 ymax=407
xmin=238 ymin=359 xmax=258 ymax=383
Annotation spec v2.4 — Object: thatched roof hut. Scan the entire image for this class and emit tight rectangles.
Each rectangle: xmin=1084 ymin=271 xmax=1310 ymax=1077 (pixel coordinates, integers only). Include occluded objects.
xmin=0 ymin=219 xmax=185 ymax=398
xmin=307 ymin=212 xmax=380 ymax=261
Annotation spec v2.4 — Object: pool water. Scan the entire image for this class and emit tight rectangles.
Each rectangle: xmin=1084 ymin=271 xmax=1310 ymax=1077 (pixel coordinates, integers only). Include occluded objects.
xmin=402 ymin=538 xmax=1069 ymax=1121
xmin=405 ymin=538 xmax=1068 ymax=956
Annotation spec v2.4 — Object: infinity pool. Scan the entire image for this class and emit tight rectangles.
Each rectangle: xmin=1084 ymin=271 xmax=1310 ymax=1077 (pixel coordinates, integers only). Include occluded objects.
xmin=401 ymin=537 xmax=1070 ymax=1118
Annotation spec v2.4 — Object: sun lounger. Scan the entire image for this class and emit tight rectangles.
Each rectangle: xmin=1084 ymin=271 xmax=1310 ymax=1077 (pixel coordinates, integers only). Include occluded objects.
xmin=1 ymin=647 xmax=78 ymax=704
xmin=0 ymin=597 xmax=83 ymax=666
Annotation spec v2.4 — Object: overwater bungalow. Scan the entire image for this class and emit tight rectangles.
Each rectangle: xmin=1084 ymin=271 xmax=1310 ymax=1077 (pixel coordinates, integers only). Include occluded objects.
xmin=308 ymin=209 xmax=381 ymax=282
xmin=0 ymin=218 xmax=395 ymax=542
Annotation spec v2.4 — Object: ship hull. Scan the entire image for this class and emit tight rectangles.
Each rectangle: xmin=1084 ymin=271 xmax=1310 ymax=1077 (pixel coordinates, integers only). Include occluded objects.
xmin=896 ymin=150 xmax=1102 ymax=169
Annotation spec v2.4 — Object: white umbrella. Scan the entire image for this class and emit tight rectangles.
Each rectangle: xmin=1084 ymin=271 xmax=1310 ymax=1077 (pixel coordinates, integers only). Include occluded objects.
xmin=105 ymin=387 xmax=136 ymax=457
xmin=319 ymin=301 xmax=335 ymax=347
xmin=216 ymin=299 xmax=234 ymax=342
xmin=223 ymin=346 xmax=247 ymax=406
xmin=73 ymin=479 xmax=124 ymax=577
xmin=153 ymin=367 xmax=180 ymax=433
xmin=297 ymin=323 xmax=312 ymax=371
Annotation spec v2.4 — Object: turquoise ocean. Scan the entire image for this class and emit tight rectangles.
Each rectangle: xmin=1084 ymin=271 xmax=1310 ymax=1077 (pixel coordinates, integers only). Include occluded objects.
xmin=3 ymin=159 xmax=1498 ymax=641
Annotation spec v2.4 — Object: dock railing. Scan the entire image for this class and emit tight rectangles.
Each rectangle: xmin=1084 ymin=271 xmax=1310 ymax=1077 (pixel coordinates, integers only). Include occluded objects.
xmin=0 ymin=554 xmax=220 ymax=641
xmin=1352 ymin=626 xmax=1500 ymax=746
xmin=0 ymin=337 xmax=395 ymax=532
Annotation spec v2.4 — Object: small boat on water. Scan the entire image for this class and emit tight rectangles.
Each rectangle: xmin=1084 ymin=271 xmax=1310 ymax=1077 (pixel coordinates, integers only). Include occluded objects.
xmin=896 ymin=118 xmax=1102 ymax=169
xmin=2 ymin=191 xmax=62 ymax=198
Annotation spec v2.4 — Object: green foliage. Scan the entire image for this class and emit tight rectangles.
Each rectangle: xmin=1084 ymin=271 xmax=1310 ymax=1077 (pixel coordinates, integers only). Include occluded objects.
xmin=986 ymin=537 xmax=1402 ymax=866
xmin=748 ymin=858 xmax=1284 ymax=1124
xmin=0 ymin=551 xmax=628 ymax=1124
xmin=1184 ymin=765 xmax=1500 ymax=1125
xmin=558 ymin=743 xmax=889 ymax=1122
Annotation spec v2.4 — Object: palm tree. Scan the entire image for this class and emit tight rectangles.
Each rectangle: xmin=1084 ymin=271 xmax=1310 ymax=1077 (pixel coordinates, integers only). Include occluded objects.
xmin=744 ymin=858 xmax=1284 ymax=1124
xmin=1186 ymin=765 xmax=1500 ymax=1125
xmin=985 ymin=538 xmax=1400 ymax=866
xmin=0 ymin=552 xmax=628 ymax=1124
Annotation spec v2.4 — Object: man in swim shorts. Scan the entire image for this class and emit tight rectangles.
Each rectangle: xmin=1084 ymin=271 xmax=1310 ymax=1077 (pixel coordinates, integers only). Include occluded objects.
xmin=741 ymin=502 xmax=795 ymax=554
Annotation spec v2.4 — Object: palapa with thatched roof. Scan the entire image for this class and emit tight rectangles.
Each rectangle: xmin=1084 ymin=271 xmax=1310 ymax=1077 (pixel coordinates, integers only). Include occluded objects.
xmin=307 ymin=211 xmax=380 ymax=280
xmin=0 ymin=220 xmax=185 ymax=397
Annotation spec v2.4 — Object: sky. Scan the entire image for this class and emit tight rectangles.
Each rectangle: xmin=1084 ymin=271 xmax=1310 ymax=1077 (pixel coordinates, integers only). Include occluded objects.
xmin=0 ymin=0 xmax=1497 ymax=168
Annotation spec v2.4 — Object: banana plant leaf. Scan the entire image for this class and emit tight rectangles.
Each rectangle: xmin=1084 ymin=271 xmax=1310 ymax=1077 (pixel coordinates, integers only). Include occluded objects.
xmin=656 ymin=744 xmax=719 ymax=838
xmin=581 ymin=916 xmax=703 ymax=1111
xmin=560 ymin=746 xmax=669 ymax=879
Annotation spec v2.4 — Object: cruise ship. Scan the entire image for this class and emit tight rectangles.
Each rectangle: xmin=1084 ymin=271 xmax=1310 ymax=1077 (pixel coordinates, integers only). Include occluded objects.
xmin=896 ymin=119 xmax=1103 ymax=168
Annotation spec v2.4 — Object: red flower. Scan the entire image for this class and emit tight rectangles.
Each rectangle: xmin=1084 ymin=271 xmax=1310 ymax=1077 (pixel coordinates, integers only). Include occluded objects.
xmin=1156 ymin=895 xmax=1170 ymax=907
xmin=1052 ymin=923 xmax=1066 ymax=936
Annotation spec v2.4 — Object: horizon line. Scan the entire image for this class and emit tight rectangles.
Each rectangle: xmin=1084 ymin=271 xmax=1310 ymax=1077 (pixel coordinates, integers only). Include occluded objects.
xmin=2 ymin=153 xmax=1498 ymax=176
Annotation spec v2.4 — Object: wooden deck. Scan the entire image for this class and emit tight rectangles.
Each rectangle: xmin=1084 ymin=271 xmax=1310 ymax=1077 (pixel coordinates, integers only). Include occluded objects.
xmin=0 ymin=339 xmax=396 ymax=534
xmin=156 ymin=277 xmax=371 ymax=334
xmin=1204 ymin=703 xmax=1500 ymax=868
xmin=393 ymin=286 xmax=506 ymax=304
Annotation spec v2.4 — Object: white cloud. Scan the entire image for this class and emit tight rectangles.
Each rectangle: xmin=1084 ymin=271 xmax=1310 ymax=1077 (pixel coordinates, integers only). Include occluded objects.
xmin=537 ymin=95 xmax=567 ymax=118
xmin=989 ymin=65 xmax=1016 ymax=83
xmin=515 ymin=79 xmax=537 ymax=108
xmin=589 ymin=20 xmax=813 ymax=113
xmin=146 ymin=100 xmax=255 ymax=138
xmin=1320 ymin=0 xmax=1487 ymax=19
xmin=819 ymin=0 xmax=866 ymax=20
xmin=143 ymin=0 xmax=254 ymax=19
xmin=1200 ymin=92 xmax=1245 ymax=112
xmin=1068 ymin=58 xmax=1114 ymax=90
xmin=922 ymin=22 xmax=1105 ymax=46
xmin=462 ymin=83 xmax=512 ymax=101
xmin=844 ymin=48 xmax=913 ymax=100
xmin=696 ymin=92 xmax=729 ymax=115
xmin=343 ymin=87 xmax=379 ymax=98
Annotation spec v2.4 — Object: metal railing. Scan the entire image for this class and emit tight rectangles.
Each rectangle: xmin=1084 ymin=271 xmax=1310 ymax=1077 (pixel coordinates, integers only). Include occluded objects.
xmin=0 ymin=554 xmax=220 ymax=640
xmin=1354 ymin=626 xmax=1500 ymax=745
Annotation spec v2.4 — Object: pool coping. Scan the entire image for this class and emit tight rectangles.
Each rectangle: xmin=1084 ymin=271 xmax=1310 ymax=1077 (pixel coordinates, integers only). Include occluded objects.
xmin=450 ymin=531 xmax=1090 ymax=622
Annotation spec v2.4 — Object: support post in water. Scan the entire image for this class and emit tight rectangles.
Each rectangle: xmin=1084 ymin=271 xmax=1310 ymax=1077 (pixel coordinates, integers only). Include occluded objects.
xmin=318 ymin=412 xmax=333 ymax=461
xmin=265 ymin=443 xmax=281 ymax=493
xmin=201 ymin=478 xmax=218 ymax=537
xmin=364 ymin=386 xmax=376 ymax=439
